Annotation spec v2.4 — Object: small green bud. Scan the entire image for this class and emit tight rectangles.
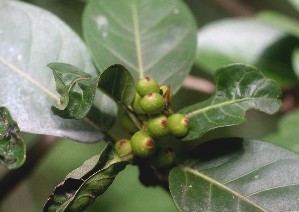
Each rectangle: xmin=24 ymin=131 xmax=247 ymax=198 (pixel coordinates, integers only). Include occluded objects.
xmin=114 ymin=139 xmax=132 ymax=157
xmin=151 ymin=146 xmax=176 ymax=169
xmin=136 ymin=77 xmax=160 ymax=97
xmin=140 ymin=92 xmax=165 ymax=114
xmin=160 ymin=85 xmax=173 ymax=103
xmin=132 ymin=93 xmax=146 ymax=114
xmin=168 ymin=113 xmax=189 ymax=137
xmin=147 ymin=114 xmax=169 ymax=138
xmin=131 ymin=131 xmax=156 ymax=158
xmin=120 ymin=113 xmax=138 ymax=133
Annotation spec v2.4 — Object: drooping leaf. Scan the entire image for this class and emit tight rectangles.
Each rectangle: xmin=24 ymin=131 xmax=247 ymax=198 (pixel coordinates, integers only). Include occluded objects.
xmin=98 ymin=64 xmax=136 ymax=107
xmin=195 ymin=18 xmax=299 ymax=85
xmin=0 ymin=106 xmax=25 ymax=169
xmin=169 ymin=138 xmax=299 ymax=211
xmin=265 ymin=109 xmax=299 ymax=153
xmin=257 ymin=11 xmax=299 ymax=39
xmin=180 ymin=64 xmax=281 ymax=141
xmin=44 ymin=143 xmax=129 ymax=212
xmin=48 ymin=63 xmax=98 ymax=119
xmin=0 ymin=0 xmax=116 ymax=142
xmin=292 ymin=48 xmax=299 ymax=78
xmin=83 ymin=0 xmax=197 ymax=93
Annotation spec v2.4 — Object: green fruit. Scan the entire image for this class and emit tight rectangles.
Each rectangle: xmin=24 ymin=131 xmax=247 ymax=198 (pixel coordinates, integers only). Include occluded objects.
xmin=160 ymin=85 xmax=173 ymax=103
xmin=132 ymin=93 xmax=146 ymax=114
xmin=168 ymin=113 xmax=189 ymax=137
xmin=131 ymin=131 xmax=156 ymax=158
xmin=147 ymin=114 xmax=169 ymax=138
xmin=136 ymin=77 xmax=160 ymax=97
xmin=114 ymin=139 xmax=132 ymax=157
xmin=120 ymin=113 xmax=138 ymax=133
xmin=151 ymin=146 xmax=176 ymax=169
xmin=140 ymin=92 xmax=165 ymax=114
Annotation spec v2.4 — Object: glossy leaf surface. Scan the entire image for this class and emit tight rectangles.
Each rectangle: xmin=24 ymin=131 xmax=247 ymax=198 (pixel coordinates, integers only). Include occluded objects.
xmin=83 ymin=0 xmax=197 ymax=93
xmin=180 ymin=64 xmax=281 ymax=141
xmin=44 ymin=143 xmax=129 ymax=211
xmin=265 ymin=109 xmax=299 ymax=153
xmin=195 ymin=18 xmax=298 ymax=85
xmin=98 ymin=64 xmax=135 ymax=107
xmin=0 ymin=106 xmax=25 ymax=169
xmin=48 ymin=63 xmax=98 ymax=119
xmin=169 ymin=138 xmax=299 ymax=211
xmin=0 ymin=1 xmax=114 ymax=142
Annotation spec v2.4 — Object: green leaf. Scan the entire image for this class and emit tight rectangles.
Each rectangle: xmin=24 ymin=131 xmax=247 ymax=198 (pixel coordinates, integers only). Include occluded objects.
xmin=289 ymin=0 xmax=299 ymax=12
xmin=48 ymin=63 xmax=98 ymax=119
xmin=180 ymin=64 xmax=281 ymax=141
xmin=195 ymin=18 xmax=299 ymax=85
xmin=265 ymin=109 xmax=299 ymax=153
xmin=257 ymin=11 xmax=299 ymax=39
xmin=292 ymin=48 xmax=299 ymax=78
xmin=0 ymin=1 xmax=115 ymax=142
xmin=83 ymin=0 xmax=197 ymax=93
xmin=98 ymin=64 xmax=136 ymax=107
xmin=44 ymin=143 xmax=129 ymax=211
xmin=0 ymin=106 xmax=25 ymax=169
xmin=169 ymin=138 xmax=299 ymax=211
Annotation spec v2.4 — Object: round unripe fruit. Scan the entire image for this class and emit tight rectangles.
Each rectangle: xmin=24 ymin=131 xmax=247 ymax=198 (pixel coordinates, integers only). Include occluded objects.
xmin=168 ymin=113 xmax=189 ymax=137
xmin=136 ymin=77 xmax=160 ymax=97
xmin=131 ymin=131 xmax=156 ymax=158
xmin=114 ymin=139 xmax=132 ymax=157
xmin=151 ymin=146 xmax=176 ymax=169
xmin=160 ymin=85 xmax=173 ymax=103
xmin=140 ymin=93 xmax=165 ymax=114
xmin=120 ymin=113 xmax=138 ymax=133
xmin=132 ymin=93 xmax=146 ymax=114
xmin=147 ymin=114 xmax=169 ymax=138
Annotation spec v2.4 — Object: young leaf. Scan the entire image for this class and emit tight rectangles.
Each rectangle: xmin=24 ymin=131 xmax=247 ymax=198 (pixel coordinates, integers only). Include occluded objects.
xmin=48 ymin=63 xmax=98 ymax=119
xmin=0 ymin=106 xmax=25 ymax=169
xmin=0 ymin=1 xmax=115 ymax=142
xmin=83 ymin=0 xmax=197 ymax=93
xmin=169 ymin=138 xmax=299 ymax=211
xmin=180 ymin=64 xmax=281 ymax=141
xmin=44 ymin=143 xmax=129 ymax=211
xmin=265 ymin=109 xmax=299 ymax=153
xmin=98 ymin=64 xmax=136 ymax=107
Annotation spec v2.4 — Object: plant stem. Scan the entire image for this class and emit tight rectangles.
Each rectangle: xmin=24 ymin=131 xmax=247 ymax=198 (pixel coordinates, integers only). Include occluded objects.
xmin=0 ymin=135 xmax=58 ymax=202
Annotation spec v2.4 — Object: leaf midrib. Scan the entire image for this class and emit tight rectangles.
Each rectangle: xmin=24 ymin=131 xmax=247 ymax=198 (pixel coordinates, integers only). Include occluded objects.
xmin=0 ymin=56 xmax=102 ymax=132
xmin=184 ymin=167 xmax=268 ymax=212
xmin=185 ymin=97 xmax=276 ymax=118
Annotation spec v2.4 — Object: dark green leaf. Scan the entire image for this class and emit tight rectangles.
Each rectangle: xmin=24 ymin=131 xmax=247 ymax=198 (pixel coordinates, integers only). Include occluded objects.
xmin=257 ymin=11 xmax=299 ymax=38
xmin=0 ymin=106 xmax=25 ymax=169
xmin=98 ymin=64 xmax=135 ymax=107
xmin=292 ymin=48 xmax=299 ymax=78
xmin=169 ymin=138 xmax=299 ymax=211
xmin=265 ymin=109 xmax=299 ymax=153
xmin=0 ymin=1 xmax=115 ymax=142
xmin=180 ymin=64 xmax=281 ymax=141
xmin=195 ymin=18 xmax=299 ymax=85
xmin=83 ymin=0 xmax=197 ymax=93
xmin=44 ymin=143 xmax=129 ymax=212
xmin=48 ymin=63 xmax=98 ymax=119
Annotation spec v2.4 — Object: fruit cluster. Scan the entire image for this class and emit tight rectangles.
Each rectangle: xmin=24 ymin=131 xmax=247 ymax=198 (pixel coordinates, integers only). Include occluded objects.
xmin=114 ymin=77 xmax=189 ymax=169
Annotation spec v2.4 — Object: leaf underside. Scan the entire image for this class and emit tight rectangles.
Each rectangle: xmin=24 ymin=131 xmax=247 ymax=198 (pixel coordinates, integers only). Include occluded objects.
xmin=180 ymin=64 xmax=281 ymax=141
xmin=0 ymin=106 xmax=25 ymax=169
xmin=169 ymin=138 xmax=299 ymax=211
xmin=44 ymin=143 xmax=128 ymax=212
